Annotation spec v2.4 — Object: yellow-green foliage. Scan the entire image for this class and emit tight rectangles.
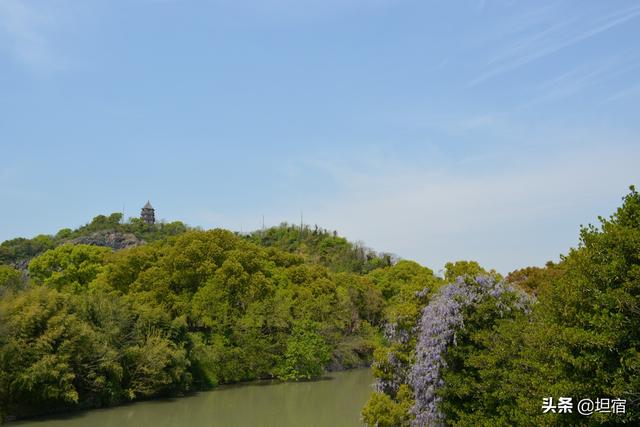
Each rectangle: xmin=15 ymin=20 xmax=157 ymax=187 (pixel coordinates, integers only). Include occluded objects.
xmin=1 ymin=228 xmax=407 ymax=419
xmin=362 ymin=385 xmax=414 ymax=427
xmin=0 ymin=265 xmax=23 ymax=295
xmin=29 ymin=244 xmax=111 ymax=292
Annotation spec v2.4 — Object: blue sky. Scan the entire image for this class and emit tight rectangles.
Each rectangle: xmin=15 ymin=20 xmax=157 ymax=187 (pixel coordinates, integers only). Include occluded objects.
xmin=1 ymin=0 xmax=639 ymax=273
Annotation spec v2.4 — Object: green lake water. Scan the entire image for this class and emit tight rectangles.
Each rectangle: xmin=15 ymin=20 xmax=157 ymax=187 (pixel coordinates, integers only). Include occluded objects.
xmin=13 ymin=369 xmax=374 ymax=427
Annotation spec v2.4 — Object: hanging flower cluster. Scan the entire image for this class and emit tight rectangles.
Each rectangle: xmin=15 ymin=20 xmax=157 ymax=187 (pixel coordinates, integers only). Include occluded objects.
xmin=373 ymin=320 xmax=413 ymax=397
xmin=409 ymin=275 xmax=532 ymax=426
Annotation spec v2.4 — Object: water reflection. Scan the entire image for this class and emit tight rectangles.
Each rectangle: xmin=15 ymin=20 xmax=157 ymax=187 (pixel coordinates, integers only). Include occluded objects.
xmin=14 ymin=369 xmax=374 ymax=427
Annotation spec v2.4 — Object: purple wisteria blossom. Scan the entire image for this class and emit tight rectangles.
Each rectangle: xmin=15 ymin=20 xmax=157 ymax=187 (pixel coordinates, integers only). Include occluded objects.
xmin=408 ymin=275 xmax=533 ymax=426
xmin=373 ymin=321 xmax=410 ymax=396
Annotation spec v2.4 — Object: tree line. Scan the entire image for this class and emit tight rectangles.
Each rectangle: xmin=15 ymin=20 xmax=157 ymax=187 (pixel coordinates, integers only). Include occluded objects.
xmin=0 ymin=221 xmax=436 ymax=422
xmin=3 ymin=187 xmax=638 ymax=425
xmin=362 ymin=186 xmax=640 ymax=426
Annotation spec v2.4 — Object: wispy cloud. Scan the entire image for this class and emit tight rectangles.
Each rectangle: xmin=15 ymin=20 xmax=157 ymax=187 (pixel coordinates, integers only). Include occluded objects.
xmin=517 ymin=58 xmax=617 ymax=107
xmin=604 ymin=83 xmax=640 ymax=104
xmin=468 ymin=4 xmax=640 ymax=86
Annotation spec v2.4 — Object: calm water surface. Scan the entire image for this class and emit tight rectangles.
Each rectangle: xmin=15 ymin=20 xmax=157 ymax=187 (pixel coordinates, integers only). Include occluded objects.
xmin=14 ymin=369 xmax=374 ymax=427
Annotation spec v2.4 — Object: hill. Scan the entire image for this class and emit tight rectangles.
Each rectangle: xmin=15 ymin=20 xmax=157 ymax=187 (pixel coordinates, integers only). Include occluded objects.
xmin=0 ymin=215 xmax=439 ymax=422
xmin=0 ymin=213 xmax=188 ymax=269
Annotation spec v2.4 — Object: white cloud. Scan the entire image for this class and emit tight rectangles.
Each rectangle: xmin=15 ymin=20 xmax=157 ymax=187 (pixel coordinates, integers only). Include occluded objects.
xmin=294 ymin=131 xmax=640 ymax=274
xmin=195 ymin=141 xmax=639 ymax=274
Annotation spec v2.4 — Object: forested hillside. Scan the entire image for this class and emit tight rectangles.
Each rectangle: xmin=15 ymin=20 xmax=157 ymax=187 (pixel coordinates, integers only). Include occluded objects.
xmin=362 ymin=186 xmax=640 ymax=426
xmin=0 ymin=213 xmax=188 ymax=269
xmin=0 ymin=217 xmax=438 ymax=421
xmin=245 ymin=223 xmax=395 ymax=274
xmin=2 ymin=187 xmax=638 ymax=425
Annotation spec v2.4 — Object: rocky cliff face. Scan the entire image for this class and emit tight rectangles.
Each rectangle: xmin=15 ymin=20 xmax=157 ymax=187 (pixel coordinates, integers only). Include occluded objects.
xmin=70 ymin=230 xmax=144 ymax=250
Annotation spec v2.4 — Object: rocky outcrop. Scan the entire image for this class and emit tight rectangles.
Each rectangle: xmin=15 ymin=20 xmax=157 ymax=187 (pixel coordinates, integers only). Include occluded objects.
xmin=70 ymin=230 xmax=144 ymax=250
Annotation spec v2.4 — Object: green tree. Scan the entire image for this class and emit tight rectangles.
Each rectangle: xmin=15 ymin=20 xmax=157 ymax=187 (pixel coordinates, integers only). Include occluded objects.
xmin=0 ymin=287 xmax=122 ymax=417
xmin=444 ymin=260 xmax=500 ymax=282
xmin=0 ymin=235 xmax=54 ymax=265
xmin=430 ymin=187 xmax=640 ymax=426
xmin=277 ymin=321 xmax=331 ymax=380
xmin=362 ymin=385 xmax=413 ymax=427
xmin=0 ymin=265 xmax=23 ymax=295
xmin=527 ymin=186 xmax=640 ymax=425
xmin=28 ymin=244 xmax=111 ymax=292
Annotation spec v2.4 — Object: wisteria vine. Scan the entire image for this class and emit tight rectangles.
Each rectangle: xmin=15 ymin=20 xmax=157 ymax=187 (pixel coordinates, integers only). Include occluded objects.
xmin=408 ymin=275 xmax=533 ymax=426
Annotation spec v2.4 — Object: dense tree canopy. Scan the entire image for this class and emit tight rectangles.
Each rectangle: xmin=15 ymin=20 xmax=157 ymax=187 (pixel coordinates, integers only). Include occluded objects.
xmin=0 ymin=226 xmax=413 ymax=420
xmin=0 ymin=266 xmax=23 ymax=296
xmin=363 ymin=186 xmax=640 ymax=426
xmin=2 ymin=186 xmax=639 ymax=425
